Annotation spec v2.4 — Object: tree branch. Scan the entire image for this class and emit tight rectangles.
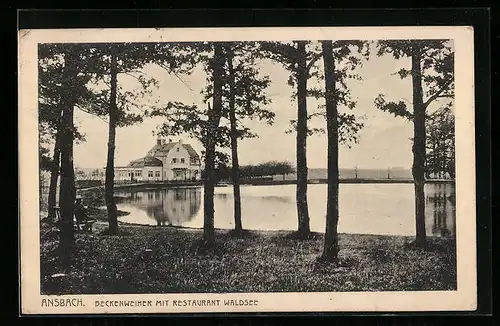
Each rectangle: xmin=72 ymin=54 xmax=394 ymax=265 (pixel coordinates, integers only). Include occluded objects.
xmin=128 ymin=69 xmax=148 ymax=76
xmin=122 ymin=71 xmax=142 ymax=82
xmin=156 ymin=62 xmax=195 ymax=92
xmin=75 ymin=105 xmax=109 ymax=124
xmin=306 ymin=51 xmax=323 ymax=74
xmin=101 ymin=79 xmax=111 ymax=88
xmin=423 ymin=78 xmax=454 ymax=108
xmin=421 ymin=49 xmax=438 ymax=64
xmin=260 ymin=41 xmax=299 ymax=64
xmin=121 ymin=100 xmax=145 ymax=114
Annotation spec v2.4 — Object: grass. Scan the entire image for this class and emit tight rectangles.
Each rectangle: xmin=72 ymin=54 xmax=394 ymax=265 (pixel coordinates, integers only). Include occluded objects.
xmin=40 ymin=220 xmax=457 ymax=295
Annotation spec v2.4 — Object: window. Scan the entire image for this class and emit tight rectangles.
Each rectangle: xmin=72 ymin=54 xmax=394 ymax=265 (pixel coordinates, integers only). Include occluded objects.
xmin=181 ymin=158 xmax=185 ymax=163
xmin=177 ymin=147 xmax=180 ymax=152
xmin=172 ymin=158 xmax=177 ymax=164
xmin=135 ymin=171 xmax=141 ymax=177
xmin=155 ymin=171 xmax=160 ymax=177
xmin=148 ymin=171 xmax=153 ymax=178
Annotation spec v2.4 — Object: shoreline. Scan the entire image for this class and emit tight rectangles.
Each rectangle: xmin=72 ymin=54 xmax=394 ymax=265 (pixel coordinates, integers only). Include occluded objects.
xmin=116 ymin=220 xmax=456 ymax=240
xmin=41 ymin=208 xmax=449 ymax=240
xmin=76 ymin=178 xmax=455 ymax=192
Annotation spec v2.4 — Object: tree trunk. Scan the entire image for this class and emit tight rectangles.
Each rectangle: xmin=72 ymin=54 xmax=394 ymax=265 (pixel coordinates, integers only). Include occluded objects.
xmin=58 ymin=50 xmax=78 ymax=269
xmin=203 ymin=108 xmax=216 ymax=245
xmin=227 ymin=47 xmax=243 ymax=233
xmin=203 ymin=43 xmax=225 ymax=245
xmin=105 ymin=52 xmax=119 ymax=235
xmin=47 ymin=114 xmax=62 ymax=220
xmin=411 ymin=44 xmax=427 ymax=246
xmin=320 ymin=40 xmax=340 ymax=262
xmin=295 ymin=41 xmax=310 ymax=238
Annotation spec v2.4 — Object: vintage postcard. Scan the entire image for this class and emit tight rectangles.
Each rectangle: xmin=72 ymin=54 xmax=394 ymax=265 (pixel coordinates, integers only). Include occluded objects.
xmin=18 ymin=26 xmax=476 ymax=314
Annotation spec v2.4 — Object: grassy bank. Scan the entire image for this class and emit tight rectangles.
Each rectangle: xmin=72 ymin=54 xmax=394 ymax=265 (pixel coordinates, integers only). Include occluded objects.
xmin=40 ymin=221 xmax=456 ymax=294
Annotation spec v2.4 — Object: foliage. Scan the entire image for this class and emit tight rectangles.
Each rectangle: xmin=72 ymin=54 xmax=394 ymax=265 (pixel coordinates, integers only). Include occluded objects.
xmin=201 ymin=160 xmax=294 ymax=181
xmin=374 ymin=95 xmax=413 ymax=120
xmin=287 ymin=110 xmax=366 ymax=148
xmin=426 ymin=104 xmax=455 ymax=178
xmin=374 ymin=40 xmax=454 ymax=117
xmin=150 ymin=42 xmax=275 ymax=175
xmin=39 ymin=145 xmax=52 ymax=172
xmin=284 ymin=41 xmax=369 ymax=148
xmin=240 ymin=161 xmax=295 ymax=178
xmin=204 ymin=42 xmax=275 ymax=128
xmin=38 ymin=44 xmax=95 ymax=151
xmin=77 ymin=43 xmax=164 ymax=127
xmin=148 ymin=43 xmax=221 ymax=148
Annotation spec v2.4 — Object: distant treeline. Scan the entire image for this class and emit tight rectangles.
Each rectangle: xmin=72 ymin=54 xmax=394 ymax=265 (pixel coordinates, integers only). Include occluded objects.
xmin=202 ymin=161 xmax=418 ymax=182
xmin=202 ymin=161 xmax=295 ymax=181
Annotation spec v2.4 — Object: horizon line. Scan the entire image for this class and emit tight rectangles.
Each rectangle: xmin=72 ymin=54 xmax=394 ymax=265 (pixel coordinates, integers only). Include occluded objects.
xmin=72 ymin=166 xmax=413 ymax=171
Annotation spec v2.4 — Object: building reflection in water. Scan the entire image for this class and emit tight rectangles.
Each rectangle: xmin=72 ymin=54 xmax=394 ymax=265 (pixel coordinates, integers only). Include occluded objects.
xmin=425 ymin=183 xmax=456 ymax=238
xmin=121 ymin=188 xmax=201 ymax=226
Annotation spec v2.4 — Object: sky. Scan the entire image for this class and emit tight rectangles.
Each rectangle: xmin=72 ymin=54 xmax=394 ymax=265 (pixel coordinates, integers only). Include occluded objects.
xmin=72 ymin=42 xmax=430 ymax=170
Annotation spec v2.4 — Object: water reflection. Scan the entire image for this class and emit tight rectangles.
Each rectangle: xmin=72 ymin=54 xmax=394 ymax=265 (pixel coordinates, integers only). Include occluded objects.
xmin=117 ymin=188 xmax=201 ymax=226
xmin=116 ymin=183 xmax=455 ymax=238
xmin=425 ymin=183 xmax=456 ymax=238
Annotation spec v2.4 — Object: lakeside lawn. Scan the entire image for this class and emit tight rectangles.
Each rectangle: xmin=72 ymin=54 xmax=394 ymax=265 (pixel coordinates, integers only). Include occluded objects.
xmin=40 ymin=220 xmax=457 ymax=294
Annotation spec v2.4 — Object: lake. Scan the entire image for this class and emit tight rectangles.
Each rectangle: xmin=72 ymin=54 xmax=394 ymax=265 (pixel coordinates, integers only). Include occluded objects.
xmin=116 ymin=183 xmax=456 ymax=238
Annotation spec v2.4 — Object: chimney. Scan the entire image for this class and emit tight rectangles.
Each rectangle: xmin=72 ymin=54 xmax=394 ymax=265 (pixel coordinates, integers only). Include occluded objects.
xmin=156 ymin=135 xmax=162 ymax=146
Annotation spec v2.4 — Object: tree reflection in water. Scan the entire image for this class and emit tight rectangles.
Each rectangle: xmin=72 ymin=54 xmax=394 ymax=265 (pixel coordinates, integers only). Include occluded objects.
xmin=118 ymin=188 xmax=202 ymax=226
xmin=425 ymin=183 xmax=456 ymax=238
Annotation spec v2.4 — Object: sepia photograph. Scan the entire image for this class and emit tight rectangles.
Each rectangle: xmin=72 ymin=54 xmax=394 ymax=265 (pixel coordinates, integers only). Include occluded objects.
xmin=18 ymin=26 xmax=476 ymax=314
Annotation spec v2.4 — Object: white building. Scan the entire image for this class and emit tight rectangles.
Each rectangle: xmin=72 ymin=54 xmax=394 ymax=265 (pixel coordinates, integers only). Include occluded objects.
xmin=115 ymin=137 xmax=202 ymax=182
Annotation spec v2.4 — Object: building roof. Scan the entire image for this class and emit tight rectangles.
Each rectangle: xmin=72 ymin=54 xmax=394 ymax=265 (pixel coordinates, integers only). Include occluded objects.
xmin=182 ymin=144 xmax=200 ymax=160
xmin=147 ymin=142 xmax=176 ymax=157
xmin=147 ymin=140 xmax=200 ymax=160
xmin=127 ymin=156 xmax=163 ymax=167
